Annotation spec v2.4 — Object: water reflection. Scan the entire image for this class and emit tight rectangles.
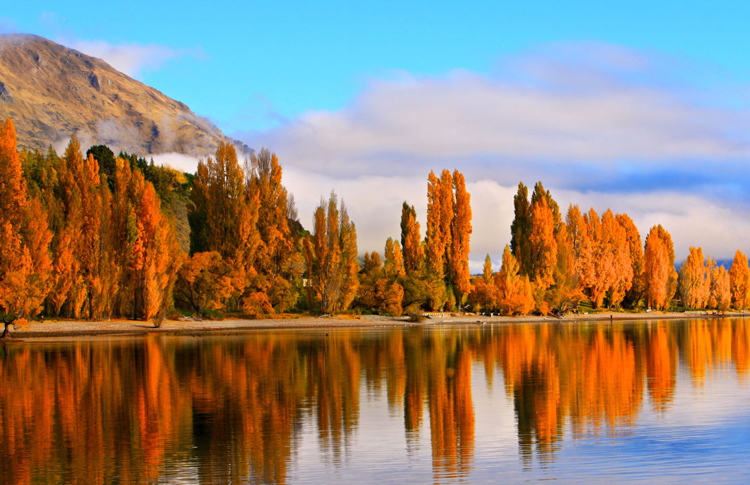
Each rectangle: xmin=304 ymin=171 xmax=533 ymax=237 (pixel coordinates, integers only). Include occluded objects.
xmin=0 ymin=318 xmax=748 ymax=483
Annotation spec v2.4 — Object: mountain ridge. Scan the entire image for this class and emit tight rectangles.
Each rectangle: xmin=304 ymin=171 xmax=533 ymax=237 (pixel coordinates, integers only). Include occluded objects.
xmin=0 ymin=33 xmax=243 ymax=159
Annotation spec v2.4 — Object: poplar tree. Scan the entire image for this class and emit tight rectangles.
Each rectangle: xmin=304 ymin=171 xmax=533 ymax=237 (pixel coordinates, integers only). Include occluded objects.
xmin=678 ymin=247 xmax=711 ymax=310
xmin=0 ymin=119 xmax=52 ymax=336
xmin=729 ymin=250 xmax=750 ymax=310
xmin=617 ymin=213 xmax=644 ymax=308
xmin=449 ymin=170 xmax=472 ymax=305
xmin=425 ymin=170 xmax=453 ymax=308
xmin=247 ymin=148 xmax=297 ymax=311
xmin=304 ymin=192 xmax=359 ymax=314
xmin=400 ymin=203 xmax=423 ymax=275
xmin=510 ymin=182 xmax=531 ymax=274
xmin=51 ymin=137 xmax=110 ymax=318
xmin=495 ymin=246 xmax=534 ymax=316
xmin=644 ymin=225 xmax=677 ymax=310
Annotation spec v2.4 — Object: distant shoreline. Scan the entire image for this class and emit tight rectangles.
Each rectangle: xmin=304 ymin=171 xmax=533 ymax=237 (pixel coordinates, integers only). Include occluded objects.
xmin=6 ymin=310 xmax=748 ymax=340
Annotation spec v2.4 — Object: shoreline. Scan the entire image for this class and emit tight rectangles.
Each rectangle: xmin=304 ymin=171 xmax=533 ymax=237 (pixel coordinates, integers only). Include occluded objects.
xmin=5 ymin=310 xmax=748 ymax=340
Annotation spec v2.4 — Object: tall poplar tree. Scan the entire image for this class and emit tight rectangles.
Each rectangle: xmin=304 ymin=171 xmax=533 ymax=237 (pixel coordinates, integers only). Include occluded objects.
xmin=729 ymin=250 xmax=750 ymax=310
xmin=247 ymin=148 xmax=298 ymax=310
xmin=400 ymin=202 xmax=423 ymax=275
xmin=510 ymin=182 xmax=530 ymax=275
xmin=644 ymin=225 xmax=677 ymax=310
xmin=0 ymin=119 xmax=52 ymax=336
xmin=449 ymin=170 xmax=472 ymax=305
xmin=304 ymin=192 xmax=359 ymax=314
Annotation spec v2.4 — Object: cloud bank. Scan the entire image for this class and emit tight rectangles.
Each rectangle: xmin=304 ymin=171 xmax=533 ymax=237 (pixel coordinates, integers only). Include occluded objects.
xmin=66 ymin=39 xmax=200 ymax=79
xmin=235 ymin=44 xmax=750 ymax=269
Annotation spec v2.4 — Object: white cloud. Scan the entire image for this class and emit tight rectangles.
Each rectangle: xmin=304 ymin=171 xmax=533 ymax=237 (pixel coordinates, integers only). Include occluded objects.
xmin=65 ymin=39 xmax=198 ymax=78
xmin=238 ymin=44 xmax=750 ymax=268
xmin=243 ymin=49 xmax=749 ymax=180
xmin=151 ymin=152 xmax=203 ymax=174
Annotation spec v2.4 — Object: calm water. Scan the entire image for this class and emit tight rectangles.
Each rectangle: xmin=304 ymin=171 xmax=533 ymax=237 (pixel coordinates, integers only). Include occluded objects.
xmin=1 ymin=318 xmax=749 ymax=484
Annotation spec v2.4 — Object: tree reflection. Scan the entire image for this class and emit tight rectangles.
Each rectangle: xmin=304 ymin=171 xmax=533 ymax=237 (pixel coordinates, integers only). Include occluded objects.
xmin=0 ymin=319 xmax=748 ymax=483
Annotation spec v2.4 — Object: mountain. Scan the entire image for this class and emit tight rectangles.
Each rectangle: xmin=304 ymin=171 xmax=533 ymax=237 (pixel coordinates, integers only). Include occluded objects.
xmin=0 ymin=34 xmax=236 ymax=158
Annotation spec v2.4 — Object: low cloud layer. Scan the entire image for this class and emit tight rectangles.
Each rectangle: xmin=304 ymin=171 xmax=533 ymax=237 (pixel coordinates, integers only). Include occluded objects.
xmin=234 ymin=44 xmax=750 ymax=268
xmin=67 ymin=39 xmax=198 ymax=79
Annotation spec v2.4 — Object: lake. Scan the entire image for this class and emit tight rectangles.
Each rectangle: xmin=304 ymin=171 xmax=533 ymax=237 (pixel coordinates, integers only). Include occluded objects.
xmin=1 ymin=318 xmax=749 ymax=484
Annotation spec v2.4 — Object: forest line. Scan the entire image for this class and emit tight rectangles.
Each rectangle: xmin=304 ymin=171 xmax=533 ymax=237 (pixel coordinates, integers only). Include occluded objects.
xmin=1 ymin=117 xmax=749 ymax=334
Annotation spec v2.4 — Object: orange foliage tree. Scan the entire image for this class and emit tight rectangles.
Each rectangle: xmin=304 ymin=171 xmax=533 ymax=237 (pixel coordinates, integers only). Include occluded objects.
xmin=425 ymin=170 xmax=454 ymax=309
xmin=710 ymin=264 xmax=731 ymax=312
xmin=423 ymin=169 xmax=473 ymax=310
xmin=188 ymin=142 xmax=276 ymax=316
xmin=495 ymin=246 xmax=534 ymax=315
xmin=546 ymin=222 xmax=583 ymax=315
xmin=304 ymin=192 xmax=359 ymax=314
xmin=449 ymin=170 xmax=472 ymax=305
xmin=568 ymin=207 xmax=633 ymax=309
xmin=617 ymin=213 xmax=644 ymax=308
xmin=356 ymin=250 xmax=405 ymax=316
xmin=174 ymin=251 xmax=234 ymax=317
xmin=247 ymin=148 xmax=300 ymax=311
xmin=113 ymin=159 xmax=182 ymax=321
xmin=0 ymin=119 xmax=52 ymax=336
xmin=730 ymin=250 xmax=750 ymax=310
xmin=400 ymin=202 xmax=424 ymax=275
xmin=52 ymin=137 xmax=109 ymax=318
xmin=678 ymin=247 xmax=711 ymax=310
xmin=643 ymin=225 xmax=677 ymax=310
xmin=510 ymin=182 xmax=531 ymax=275
xmin=528 ymin=187 xmax=557 ymax=290
xmin=468 ymin=255 xmax=498 ymax=312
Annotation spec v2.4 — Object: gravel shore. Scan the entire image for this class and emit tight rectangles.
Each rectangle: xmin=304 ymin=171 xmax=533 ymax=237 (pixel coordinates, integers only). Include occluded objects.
xmin=5 ymin=310 xmax=744 ymax=340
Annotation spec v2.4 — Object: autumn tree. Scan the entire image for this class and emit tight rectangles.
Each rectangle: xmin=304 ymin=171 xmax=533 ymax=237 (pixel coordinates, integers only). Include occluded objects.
xmin=246 ymin=148 xmax=299 ymax=311
xmin=400 ymin=203 xmax=423 ymax=275
xmin=678 ymin=247 xmax=711 ymax=310
xmin=0 ymin=119 xmax=52 ymax=336
xmin=112 ymin=158 xmax=182 ymax=321
xmin=643 ymin=225 xmax=677 ymax=310
xmin=304 ymin=192 xmax=359 ymax=314
xmin=424 ymin=170 xmax=454 ymax=309
xmin=510 ymin=182 xmax=531 ymax=275
xmin=600 ymin=209 xmax=633 ymax=308
xmin=730 ymin=250 xmax=750 ymax=310
xmin=356 ymin=250 xmax=405 ymax=316
xmin=174 ymin=251 xmax=235 ymax=317
xmin=546 ymin=222 xmax=583 ymax=315
xmin=384 ymin=237 xmax=405 ymax=280
xmin=421 ymin=169 xmax=473 ymax=310
xmin=468 ymin=255 xmax=498 ymax=312
xmin=449 ymin=170 xmax=472 ymax=305
xmin=187 ymin=142 xmax=270 ymax=315
xmin=710 ymin=264 xmax=731 ymax=313
xmin=527 ymin=185 xmax=558 ymax=290
xmin=617 ymin=213 xmax=644 ymax=308
xmin=495 ymin=246 xmax=534 ymax=316
xmin=568 ymin=207 xmax=633 ymax=309
xmin=51 ymin=137 xmax=111 ymax=318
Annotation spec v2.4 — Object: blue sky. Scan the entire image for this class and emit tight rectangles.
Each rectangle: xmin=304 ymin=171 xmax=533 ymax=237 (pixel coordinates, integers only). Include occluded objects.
xmin=3 ymin=1 xmax=750 ymax=267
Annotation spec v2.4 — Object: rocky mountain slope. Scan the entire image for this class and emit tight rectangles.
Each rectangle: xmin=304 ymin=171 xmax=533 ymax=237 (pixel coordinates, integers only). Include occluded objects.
xmin=0 ymin=34 xmax=233 ymax=157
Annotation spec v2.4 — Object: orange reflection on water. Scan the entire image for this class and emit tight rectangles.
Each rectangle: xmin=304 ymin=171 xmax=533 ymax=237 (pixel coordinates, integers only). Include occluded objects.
xmin=0 ymin=318 xmax=749 ymax=483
